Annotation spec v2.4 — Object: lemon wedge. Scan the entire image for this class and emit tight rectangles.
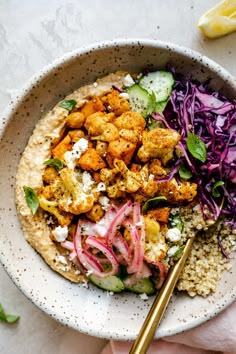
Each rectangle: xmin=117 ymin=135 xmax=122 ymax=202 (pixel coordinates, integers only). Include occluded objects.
xmin=198 ymin=0 xmax=236 ymax=38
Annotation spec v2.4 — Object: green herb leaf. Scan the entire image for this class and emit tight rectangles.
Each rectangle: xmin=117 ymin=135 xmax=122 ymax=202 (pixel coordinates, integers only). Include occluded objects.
xmin=142 ymin=196 xmax=167 ymax=214
xmin=212 ymin=181 xmax=225 ymax=198
xmin=43 ymin=158 xmax=64 ymax=171
xmin=23 ymin=186 xmax=39 ymax=215
xmin=172 ymin=245 xmax=185 ymax=257
xmin=178 ymin=164 xmax=193 ymax=180
xmin=0 ymin=304 xmax=19 ymax=324
xmin=186 ymin=133 xmax=207 ymax=163
xmin=168 ymin=214 xmax=184 ymax=232
xmin=60 ymin=99 xmax=77 ymax=111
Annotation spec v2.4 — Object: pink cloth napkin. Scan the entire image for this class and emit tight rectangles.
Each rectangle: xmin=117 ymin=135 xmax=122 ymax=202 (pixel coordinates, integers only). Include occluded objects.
xmin=101 ymin=301 xmax=236 ymax=354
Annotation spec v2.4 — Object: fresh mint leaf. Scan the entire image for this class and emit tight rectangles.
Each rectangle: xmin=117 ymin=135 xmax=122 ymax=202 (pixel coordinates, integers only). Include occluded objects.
xmin=186 ymin=133 xmax=207 ymax=163
xmin=60 ymin=99 xmax=77 ymax=111
xmin=23 ymin=186 xmax=39 ymax=215
xmin=43 ymin=158 xmax=64 ymax=171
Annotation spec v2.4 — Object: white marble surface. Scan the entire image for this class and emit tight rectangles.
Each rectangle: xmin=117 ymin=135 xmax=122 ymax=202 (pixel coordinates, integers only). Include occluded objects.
xmin=0 ymin=1 xmax=236 ymax=353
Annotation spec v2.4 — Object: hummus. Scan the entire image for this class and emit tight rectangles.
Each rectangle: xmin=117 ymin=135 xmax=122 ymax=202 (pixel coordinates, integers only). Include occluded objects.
xmin=15 ymin=72 xmax=127 ymax=283
xmin=15 ymin=68 xmax=201 ymax=295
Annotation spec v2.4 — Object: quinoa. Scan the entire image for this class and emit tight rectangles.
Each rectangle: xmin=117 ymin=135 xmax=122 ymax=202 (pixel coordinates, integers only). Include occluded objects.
xmin=174 ymin=206 xmax=236 ymax=297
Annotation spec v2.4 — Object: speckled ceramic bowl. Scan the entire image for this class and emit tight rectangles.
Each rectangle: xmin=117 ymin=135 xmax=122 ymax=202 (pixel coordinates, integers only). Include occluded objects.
xmin=0 ymin=39 xmax=235 ymax=340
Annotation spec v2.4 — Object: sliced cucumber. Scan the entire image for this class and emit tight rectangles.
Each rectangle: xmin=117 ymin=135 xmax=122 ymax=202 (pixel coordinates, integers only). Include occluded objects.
xmin=124 ymin=277 xmax=155 ymax=295
xmin=155 ymin=100 xmax=168 ymax=113
xmin=126 ymin=84 xmax=155 ymax=118
xmin=139 ymin=70 xmax=174 ymax=103
xmin=89 ymin=274 xmax=125 ymax=292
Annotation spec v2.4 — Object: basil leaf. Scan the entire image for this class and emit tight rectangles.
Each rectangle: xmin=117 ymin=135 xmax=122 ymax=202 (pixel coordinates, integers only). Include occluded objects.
xmin=178 ymin=164 xmax=193 ymax=180
xmin=23 ymin=186 xmax=39 ymax=215
xmin=186 ymin=133 xmax=207 ymax=163
xmin=0 ymin=304 xmax=19 ymax=324
xmin=142 ymin=196 xmax=167 ymax=214
xmin=60 ymin=99 xmax=77 ymax=111
xmin=168 ymin=215 xmax=184 ymax=232
xmin=212 ymin=181 xmax=225 ymax=197
xmin=43 ymin=158 xmax=64 ymax=171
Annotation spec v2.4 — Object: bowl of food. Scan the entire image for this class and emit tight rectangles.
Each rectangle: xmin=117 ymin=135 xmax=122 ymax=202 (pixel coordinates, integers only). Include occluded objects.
xmin=0 ymin=39 xmax=235 ymax=340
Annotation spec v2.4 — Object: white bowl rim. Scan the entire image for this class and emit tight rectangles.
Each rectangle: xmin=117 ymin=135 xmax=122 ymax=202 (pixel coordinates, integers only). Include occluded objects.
xmin=0 ymin=38 xmax=236 ymax=340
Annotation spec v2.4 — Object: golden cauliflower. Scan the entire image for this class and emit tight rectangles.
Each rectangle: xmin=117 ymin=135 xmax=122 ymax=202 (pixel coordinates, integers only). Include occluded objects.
xmin=137 ymin=128 xmax=180 ymax=165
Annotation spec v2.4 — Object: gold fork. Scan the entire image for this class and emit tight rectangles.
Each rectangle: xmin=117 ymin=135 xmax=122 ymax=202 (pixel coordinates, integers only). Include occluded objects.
xmin=129 ymin=199 xmax=224 ymax=354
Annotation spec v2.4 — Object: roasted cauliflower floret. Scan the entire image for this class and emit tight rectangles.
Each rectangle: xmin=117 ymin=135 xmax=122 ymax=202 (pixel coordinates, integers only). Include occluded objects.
xmin=91 ymin=123 xmax=119 ymax=142
xmin=38 ymin=195 xmax=73 ymax=226
xmin=84 ymin=112 xmax=114 ymax=136
xmin=114 ymin=159 xmax=142 ymax=193
xmin=102 ymin=90 xmax=130 ymax=116
xmin=113 ymin=111 xmax=146 ymax=132
xmin=53 ymin=168 xmax=95 ymax=215
xmin=156 ymin=178 xmax=197 ymax=202
xmin=149 ymin=159 xmax=167 ymax=177
xmin=137 ymin=128 xmax=180 ymax=165
xmin=144 ymin=216 xmax=168 ymax=262
xmin=119 ymin=128 xmax=141 ymax=144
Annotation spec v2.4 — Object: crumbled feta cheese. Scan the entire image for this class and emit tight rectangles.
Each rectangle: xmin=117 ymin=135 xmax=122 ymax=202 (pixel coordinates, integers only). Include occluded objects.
xmin=123 ymin=74 xmax=135 ymax=87
xmin=167 ymin=245 xmax=180 ymax=257
xmin=139 ymin=293 xmax=149 ymax=301
xmin=166 ymin=227 xmax=181 ymax=242
xmin=99 ymin=196 xmax=110 ymax=211
xmin=148 ymin=174 xmax=154 ymax=181
xmin=107 ymin=291 xmax=114 ymax=297
xmin=46 ymin=215 xmax=55 ymax=225
xmin=86 ymin=269 xmax=94 ymax=276
xmin=64 ymin=138 xmax=88 ymax=169
xmin=96 ymin=182 xmax=106 ymax=192
xmin=57 ymin=255 xmax=68 ymax=265
xmin=93 ymin=82 xmax=98 ymax=87
xmin=82 ymin=171 xmax=95 ymax=193
xmin=119 ymin=92 xmax=129 ymax=99
xmin=135 ymin=221 xmax=143 ymax=227
xmin=52 ymin=226 xmax=68 ymax=242
xmin=75 ymin=270 xmax=81 ymax=275
xmin=82 ymin=280 xmax=89 ymax=288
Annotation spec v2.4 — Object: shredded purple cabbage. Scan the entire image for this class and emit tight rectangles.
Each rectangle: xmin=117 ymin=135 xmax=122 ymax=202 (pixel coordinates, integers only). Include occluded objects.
xmin=162 ymin=71 xmax=236 ymax=228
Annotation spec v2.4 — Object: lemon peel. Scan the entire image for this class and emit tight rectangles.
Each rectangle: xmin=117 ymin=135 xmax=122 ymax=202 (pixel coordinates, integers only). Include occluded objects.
xmin=198 ymin=0 xmax=236 ymax=38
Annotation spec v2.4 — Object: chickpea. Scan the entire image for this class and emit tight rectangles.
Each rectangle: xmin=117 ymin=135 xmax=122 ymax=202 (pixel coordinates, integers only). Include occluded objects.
xmin=66 ymin=112 xmax=85 ymax=128
xmin=68 ymin=129 xmax=85 ymax=143
xmin=41 ymin=185 xmax=54 ymax=199
xmin=86 ymin=203 xmax=104 ymax=222
xmin=96 ymin=141 xmax=108 ymax=157
xmin=43 ymin=166 xmax=58 ymax=184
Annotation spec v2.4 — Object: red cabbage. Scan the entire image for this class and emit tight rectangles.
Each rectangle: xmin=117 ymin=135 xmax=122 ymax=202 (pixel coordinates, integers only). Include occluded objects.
xmin=162 ymin=72 xmax=236 ymax=228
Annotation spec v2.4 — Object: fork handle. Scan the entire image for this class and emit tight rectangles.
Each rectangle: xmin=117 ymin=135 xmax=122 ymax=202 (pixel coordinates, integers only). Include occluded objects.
xmin=129 ymin=235 xmax=195 ymax=354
